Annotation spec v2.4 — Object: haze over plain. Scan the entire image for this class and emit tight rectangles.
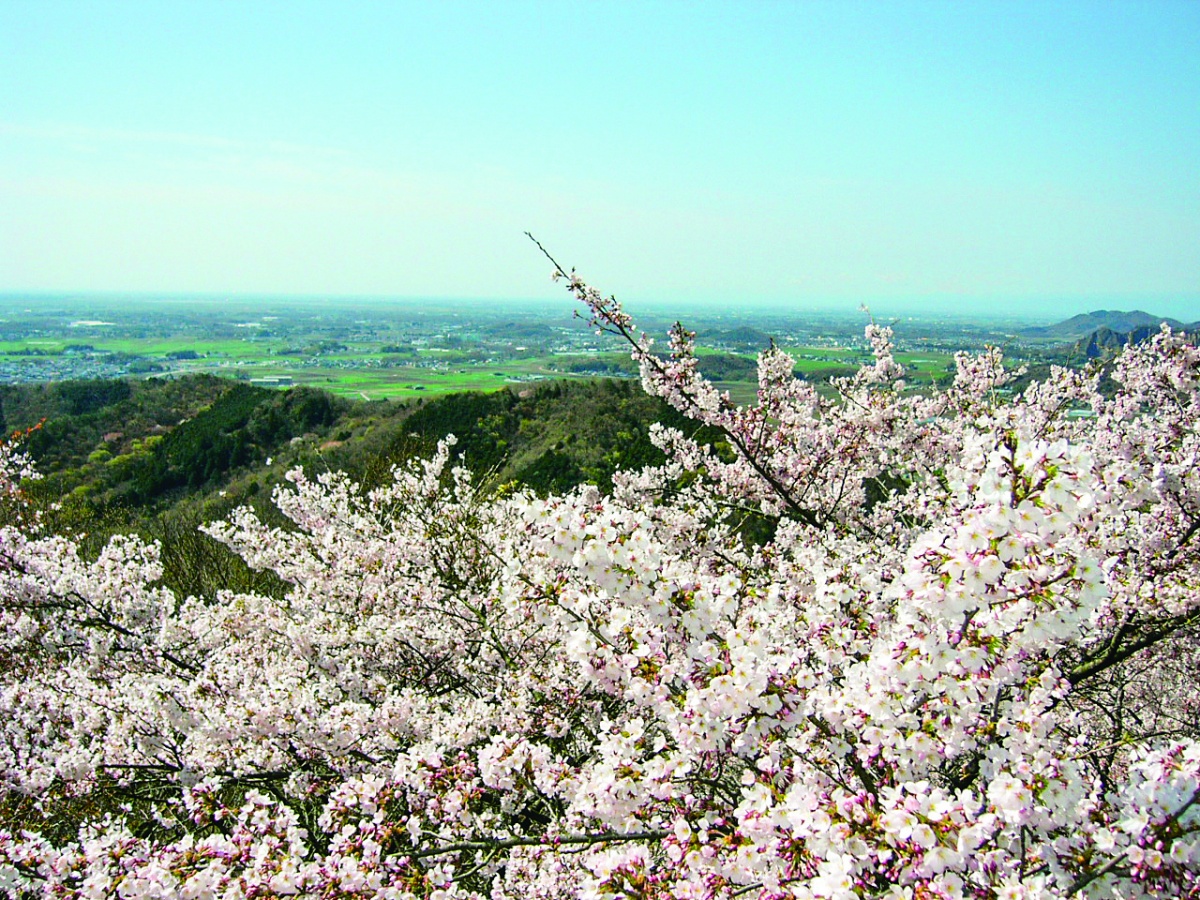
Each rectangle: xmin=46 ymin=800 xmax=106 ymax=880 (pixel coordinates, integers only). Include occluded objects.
xmin=1 ymin=1 xmax=1197 ymax=320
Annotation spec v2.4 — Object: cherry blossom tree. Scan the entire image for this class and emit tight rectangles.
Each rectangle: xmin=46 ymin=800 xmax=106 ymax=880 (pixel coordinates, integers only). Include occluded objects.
xmin=0 ymin=260 xmax=1198 ymax=898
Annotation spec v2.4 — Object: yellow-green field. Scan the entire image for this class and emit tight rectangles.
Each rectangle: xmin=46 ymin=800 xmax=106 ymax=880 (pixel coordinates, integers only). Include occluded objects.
xmin=0 ymin=334 xmax=956 ymax=403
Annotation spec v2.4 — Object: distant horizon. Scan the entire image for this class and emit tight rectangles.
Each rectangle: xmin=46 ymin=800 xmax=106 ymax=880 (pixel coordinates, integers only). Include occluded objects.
xmin=1 ymin=289 xmax=1196 ymax=327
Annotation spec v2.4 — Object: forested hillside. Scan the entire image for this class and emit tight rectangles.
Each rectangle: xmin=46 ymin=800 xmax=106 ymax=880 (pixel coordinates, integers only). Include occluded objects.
xmin=1 ymin=373 xmax=711 ymax=527
xmin=1 ymin=373 xmax=718 ymax=602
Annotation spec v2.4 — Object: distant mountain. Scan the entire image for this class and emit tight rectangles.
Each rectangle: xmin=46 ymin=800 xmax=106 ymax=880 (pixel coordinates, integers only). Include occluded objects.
xmin=1022 ymin=310 xmax=1186 ymax=341
xmin=482 ymin=322 xmax=557 ymax=340
xmin=1074 ymin=325 xmax=1161 ymax=360
xmin=1071 ymin=321 xmax=1200 ymax=360
xmin=713 ymin=326 xmax=772 ymax=350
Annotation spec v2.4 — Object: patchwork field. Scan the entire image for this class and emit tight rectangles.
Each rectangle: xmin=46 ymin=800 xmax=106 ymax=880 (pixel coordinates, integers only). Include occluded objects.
xmin=0 ymin=295 xmax=1047 ymax=402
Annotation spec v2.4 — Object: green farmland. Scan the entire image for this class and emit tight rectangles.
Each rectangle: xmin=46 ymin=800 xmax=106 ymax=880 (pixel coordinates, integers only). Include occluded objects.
xmin=0 ymin=295 xmax=1027 ymax=403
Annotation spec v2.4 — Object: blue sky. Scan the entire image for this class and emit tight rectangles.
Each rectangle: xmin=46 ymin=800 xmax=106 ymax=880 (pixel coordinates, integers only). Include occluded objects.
xmin=1 ymin=1 xmax=1197 ymax=318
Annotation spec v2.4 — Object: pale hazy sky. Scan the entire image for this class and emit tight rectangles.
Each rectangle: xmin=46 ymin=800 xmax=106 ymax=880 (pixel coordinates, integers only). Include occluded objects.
xmin=1 ymin=1 xmax=1198 ymax=317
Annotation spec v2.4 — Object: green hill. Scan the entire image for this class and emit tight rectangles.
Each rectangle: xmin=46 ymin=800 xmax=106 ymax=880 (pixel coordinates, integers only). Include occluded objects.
xmin=3 ymin=374 xmax=713 ymax=524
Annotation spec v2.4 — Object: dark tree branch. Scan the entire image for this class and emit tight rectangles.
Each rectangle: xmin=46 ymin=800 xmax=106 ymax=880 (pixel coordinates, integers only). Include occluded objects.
xmin=407 ymin=828 xmax=670 ymax=860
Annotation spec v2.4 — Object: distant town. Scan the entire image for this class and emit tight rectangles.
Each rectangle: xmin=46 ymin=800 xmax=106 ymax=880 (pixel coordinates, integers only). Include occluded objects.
xmin=0 ymin=294 xmax=1190 ymax=400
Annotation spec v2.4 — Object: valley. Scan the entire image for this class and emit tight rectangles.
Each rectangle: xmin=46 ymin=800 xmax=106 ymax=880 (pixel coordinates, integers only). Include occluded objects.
xmin=0 ymin=293 xmax=1083 ymax=404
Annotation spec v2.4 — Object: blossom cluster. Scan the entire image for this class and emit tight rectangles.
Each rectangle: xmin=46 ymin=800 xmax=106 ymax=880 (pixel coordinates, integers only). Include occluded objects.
xmin=0 ymin=275 xmax=1198 ymax=898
